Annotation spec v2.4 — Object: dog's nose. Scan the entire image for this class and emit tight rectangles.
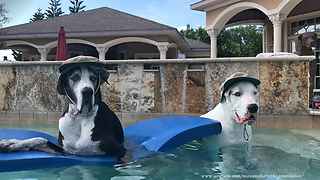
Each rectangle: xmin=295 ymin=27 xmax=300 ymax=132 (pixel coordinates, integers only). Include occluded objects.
xmin=81 ymin=87 xmax=93 ymax=98
xmin=247 ymin=104 xmax=258 ymax=113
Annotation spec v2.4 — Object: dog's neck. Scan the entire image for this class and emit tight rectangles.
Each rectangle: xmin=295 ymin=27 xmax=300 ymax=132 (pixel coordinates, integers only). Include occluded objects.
xmin=300 ymin=46 xmax=314 ymax=56
xmin=67 ymin=103 xmax=98 ymax=119
xmin=202 ymin=103 xmax=252 ymax=143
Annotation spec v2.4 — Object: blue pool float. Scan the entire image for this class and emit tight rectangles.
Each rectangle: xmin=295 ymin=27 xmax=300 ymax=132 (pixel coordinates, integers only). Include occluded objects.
xmin=0 ymin=116 xmax=221 ymax=172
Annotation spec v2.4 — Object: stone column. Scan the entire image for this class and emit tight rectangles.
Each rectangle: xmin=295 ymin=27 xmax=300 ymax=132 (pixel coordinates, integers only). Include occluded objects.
xmin=205 ymin=28 xmax=220 ymax=58
xmin=37 ymin=48 xmax=49 ymax=61
xmin=269 ymin=13 xmax=287 ymax=53
xmin=96 ymin=47 xmax=108 ymax=60
xmin=157 ymin=43 xmax=170 ymax=59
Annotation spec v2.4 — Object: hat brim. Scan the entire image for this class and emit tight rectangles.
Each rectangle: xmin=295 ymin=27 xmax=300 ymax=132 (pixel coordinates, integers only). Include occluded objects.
xmin=59 ymin=61 xmax=104 ymax=73
xmin=220 ymin=77 xmax=261 ymax=102
xmin=223 ymin=77 xmax=261 ymax=92
xmin=56 ymin=62 xmax=109 ymax=95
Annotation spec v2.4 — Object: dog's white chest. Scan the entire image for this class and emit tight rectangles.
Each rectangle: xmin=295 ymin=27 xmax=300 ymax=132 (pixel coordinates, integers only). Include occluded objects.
xmin=59 ymin=112 xmax=103 ymax=155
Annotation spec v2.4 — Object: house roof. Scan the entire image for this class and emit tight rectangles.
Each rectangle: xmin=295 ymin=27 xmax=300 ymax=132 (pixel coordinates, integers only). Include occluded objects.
xmin=185 ymin=39 xmax=210 ymax=50
xmin=190 ymin=0 xmax=240 ymax=12
xmin=0 ymin=7 xmax=175 ymax=37
xmin=0 ymin=7 xmax=191 ymax=52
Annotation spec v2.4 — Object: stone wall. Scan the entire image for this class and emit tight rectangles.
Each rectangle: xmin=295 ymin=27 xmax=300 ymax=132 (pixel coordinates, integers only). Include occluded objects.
xmin=0 ymin=56 xmax=317 ymax=129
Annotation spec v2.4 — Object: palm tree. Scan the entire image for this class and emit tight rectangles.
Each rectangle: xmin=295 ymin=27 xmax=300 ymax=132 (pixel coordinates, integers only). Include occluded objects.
xmin=69 ymin=0 xmax=86 ymax=14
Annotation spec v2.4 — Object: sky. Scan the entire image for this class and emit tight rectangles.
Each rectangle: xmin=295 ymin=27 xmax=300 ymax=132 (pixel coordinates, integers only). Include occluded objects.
xmin=0 ymin=0 xmax=205 ymax=60
xmin=1 ymin=0 xmax=205 ymax=29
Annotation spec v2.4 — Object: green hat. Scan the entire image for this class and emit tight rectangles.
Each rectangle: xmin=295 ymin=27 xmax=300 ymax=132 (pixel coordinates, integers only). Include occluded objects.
xmin=220 ymin=72 xmax=261 ymax=102
xmin=56 ymin=56 xmax=109 ymax=95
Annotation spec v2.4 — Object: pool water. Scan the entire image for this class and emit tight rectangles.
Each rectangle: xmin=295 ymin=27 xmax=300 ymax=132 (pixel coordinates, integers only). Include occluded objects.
xmin=0 ymin=124 xmax=320 ymax=180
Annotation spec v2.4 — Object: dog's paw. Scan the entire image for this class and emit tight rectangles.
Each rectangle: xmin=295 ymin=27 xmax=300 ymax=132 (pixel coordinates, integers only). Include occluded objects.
xmin=0 ymin=139 xmax=22 ymax=153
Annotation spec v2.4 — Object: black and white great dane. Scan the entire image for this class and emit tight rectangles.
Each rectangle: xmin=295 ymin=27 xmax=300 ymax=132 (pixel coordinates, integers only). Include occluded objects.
xmin=0 ymin=56 xmax=126 ymax=156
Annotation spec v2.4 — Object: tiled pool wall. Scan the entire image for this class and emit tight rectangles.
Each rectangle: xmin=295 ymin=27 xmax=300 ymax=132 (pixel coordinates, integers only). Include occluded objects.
xmin=0 ymin=56 xmax=317 ymax=129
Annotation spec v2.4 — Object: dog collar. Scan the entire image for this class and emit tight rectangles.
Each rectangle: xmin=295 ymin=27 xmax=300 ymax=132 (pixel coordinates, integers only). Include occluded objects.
xmin=63 ymin=74 xmax=101 ymax=106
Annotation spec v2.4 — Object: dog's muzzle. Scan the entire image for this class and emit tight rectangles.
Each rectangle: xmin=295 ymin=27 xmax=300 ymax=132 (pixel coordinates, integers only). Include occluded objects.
xmin=248 ymin=104 xmax=258 ymax=114
xmin=82 ymin=87 xmax=93 ymax=101
xmin=236 ymin=103 xmax=258 ymax=125
xmin=79 ymin=87 xmax=94 ymax=114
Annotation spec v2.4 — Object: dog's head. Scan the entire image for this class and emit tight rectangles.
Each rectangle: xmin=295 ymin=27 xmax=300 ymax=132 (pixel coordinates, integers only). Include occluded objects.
xmin=295 ymin=32 xmax=317 ymax=55
xmin=220 ymin=72 xmax=260 ymax=125
xmin=56 ymin=56 xmax=109 ymax=116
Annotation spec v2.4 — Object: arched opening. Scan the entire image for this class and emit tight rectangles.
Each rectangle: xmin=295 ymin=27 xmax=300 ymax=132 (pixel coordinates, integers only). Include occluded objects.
xmin=6 ymin=44 xmax=41 ymax=61
xmin=207 ymin=2 xmax=269 ymax=30
xmin=66 ymin=43 xmax=99 ymax=58
xmin=106 ymin=42 xmax=159 ymax=60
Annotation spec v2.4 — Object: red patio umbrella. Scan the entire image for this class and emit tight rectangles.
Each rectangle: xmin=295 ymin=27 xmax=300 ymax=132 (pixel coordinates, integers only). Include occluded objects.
xmin=55 ymin=27 xmax=68 ymax=61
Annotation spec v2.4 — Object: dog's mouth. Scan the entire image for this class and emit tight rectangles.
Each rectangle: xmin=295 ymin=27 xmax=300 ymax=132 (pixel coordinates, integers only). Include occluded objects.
xmin=235 ymin=113 xmax=256 ymax=125
xmin=76 ymin=87 xmax=95 ymax=117
xmin=71 ymin=97 xmax=94 ymax=118
xmin=72 ymin=106 xmax=95 ymax=118
xmin=78 ymin=104 xmax=94 ymax=117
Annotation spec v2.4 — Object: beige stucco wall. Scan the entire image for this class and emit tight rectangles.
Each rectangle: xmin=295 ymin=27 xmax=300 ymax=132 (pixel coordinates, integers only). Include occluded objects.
xmin=205 ymin=0 xmax=285 ymax=26
xmin=206 ymin=7 xmax=226 ymax=26
xmin=246 ymin=0 xmax=283 ymax=10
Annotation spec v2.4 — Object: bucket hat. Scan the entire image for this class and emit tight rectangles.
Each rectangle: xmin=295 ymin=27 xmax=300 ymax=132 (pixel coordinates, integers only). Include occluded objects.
xmin=56 ymin=56 xmax=109 ymax=95
xmin=220 ymin=72 xmax=260 ymax=102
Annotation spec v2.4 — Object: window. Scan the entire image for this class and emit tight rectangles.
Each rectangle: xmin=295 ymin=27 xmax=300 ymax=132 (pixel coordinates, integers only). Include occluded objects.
xmin=315 ymin=39 xmax=320 ymax=89
xmin=290 ymin=17 xmax=320 ymax=35
xmin=291 ymin=41 xmax=296 ymax=53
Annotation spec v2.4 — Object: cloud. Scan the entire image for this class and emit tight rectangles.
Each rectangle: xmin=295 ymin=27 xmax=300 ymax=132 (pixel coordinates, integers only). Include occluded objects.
xmin=178 ymin=26 xmax=187 ymax=31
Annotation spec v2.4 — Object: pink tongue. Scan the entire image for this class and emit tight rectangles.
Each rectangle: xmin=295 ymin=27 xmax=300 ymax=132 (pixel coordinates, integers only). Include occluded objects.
xmin=236 ymin=113 xmax=245 ymax=124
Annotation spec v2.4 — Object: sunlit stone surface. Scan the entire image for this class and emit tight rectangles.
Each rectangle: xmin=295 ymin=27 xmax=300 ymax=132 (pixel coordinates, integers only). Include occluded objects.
xmin=0 ymin=59 xmax=310 ymax=119
xmin=259 ymin=61 xmax=309 ymax=115
xmin=0 ymin=65 xmax=67 ymax=111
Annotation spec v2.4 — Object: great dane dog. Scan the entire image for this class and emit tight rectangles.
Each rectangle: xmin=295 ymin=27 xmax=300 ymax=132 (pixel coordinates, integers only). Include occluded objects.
xmin=201 ymin=72 xmax=261 ymax=143
xmin=201 ymin=72 xmax=261 ymax=170
xmin=0 ymin=56 xmax=126 ymax=156
xmin=293 ymin=32 xmax=317 ymax=107
xmin=294 ymin=32 xmax=317 ymax=56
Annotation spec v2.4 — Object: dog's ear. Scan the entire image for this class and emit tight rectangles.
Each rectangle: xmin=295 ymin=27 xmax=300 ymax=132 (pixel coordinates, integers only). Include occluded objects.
xmin=313 ymin=33 xmax=317 ymax=40
xmin=223 ymin=88 xmax=233 ymax=102
xmin=62 ymin=74 xmax=78 ymax=104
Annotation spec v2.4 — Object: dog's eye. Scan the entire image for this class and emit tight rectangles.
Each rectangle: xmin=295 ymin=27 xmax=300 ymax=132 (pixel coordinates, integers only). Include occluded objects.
xmin=234 ymin=92 xmax=241 ymax=97
xmin=71 ymin=75 xmax=79 ymax=81
xmin=90 ymin=76 xmax=97 ymax=82
xmin=253 ymin=91 xmax=258 ymax=95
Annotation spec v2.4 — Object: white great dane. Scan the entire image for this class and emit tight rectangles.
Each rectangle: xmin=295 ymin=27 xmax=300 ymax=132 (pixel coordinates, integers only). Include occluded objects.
xmin=201 ymin=72 xmax=261 ymax=170
xmin=202 ymin=72 xmax=260 ymax=143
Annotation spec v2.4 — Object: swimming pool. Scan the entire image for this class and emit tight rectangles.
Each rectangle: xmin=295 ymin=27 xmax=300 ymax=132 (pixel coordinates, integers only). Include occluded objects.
xmin=0 ymin=124 xmax=319 ymax=180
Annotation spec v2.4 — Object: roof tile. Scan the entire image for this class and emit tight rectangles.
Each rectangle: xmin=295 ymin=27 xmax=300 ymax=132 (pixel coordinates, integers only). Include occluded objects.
xmin=185 ymin=39 xmax=210 ymax=49
xmin=0 ymin=7 xmax=175 ymax=35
